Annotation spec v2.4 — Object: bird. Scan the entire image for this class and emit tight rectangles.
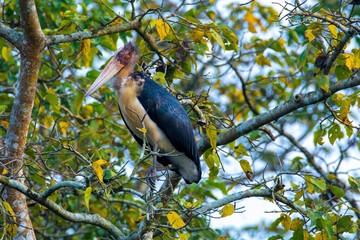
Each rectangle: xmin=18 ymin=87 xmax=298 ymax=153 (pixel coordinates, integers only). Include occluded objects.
xmin=85 ymin=42 xmax=201 ymax=185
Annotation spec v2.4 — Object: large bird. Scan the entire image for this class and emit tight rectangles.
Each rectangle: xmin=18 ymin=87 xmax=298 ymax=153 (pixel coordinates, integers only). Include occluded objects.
xmin=85 ymin=42 xmax=201 ymax=184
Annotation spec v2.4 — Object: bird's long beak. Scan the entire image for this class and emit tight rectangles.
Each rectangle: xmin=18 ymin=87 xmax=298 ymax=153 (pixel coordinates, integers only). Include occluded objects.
xmin=84 ymin=42 xmax=139 ymax=97
xmin=84 ymin=57 xmax=125 ymax=97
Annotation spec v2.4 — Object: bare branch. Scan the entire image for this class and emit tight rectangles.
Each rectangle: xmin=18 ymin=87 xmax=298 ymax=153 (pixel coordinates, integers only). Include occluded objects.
xmin=194 ymin=188 xmax=307 ymax=218
xmin=198 ymin=74 xmax=360 ymax=154
xmin=45 ymin=20 xmax=140 ymax=46
xmin=41 ymin=181 xmax=87 ymax=199
xmin=0 ymin=22 xmax=23 ymax=49
xmin=0 ymin=175 xmax=125 ymax=238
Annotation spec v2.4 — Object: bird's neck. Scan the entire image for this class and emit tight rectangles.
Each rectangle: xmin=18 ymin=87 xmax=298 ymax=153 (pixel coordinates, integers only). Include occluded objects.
xmin=115 ymin=78 xmax=138 ymax=106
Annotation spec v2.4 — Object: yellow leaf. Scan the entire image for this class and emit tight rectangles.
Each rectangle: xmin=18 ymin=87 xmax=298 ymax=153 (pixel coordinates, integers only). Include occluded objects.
xmin=244 ymin=11 xmax=258 ymax=33
xmin=2 ymin=47 xmax=11 ymax=61
xmin=0 ymin=120 xmax=8 ymax=129
xmin=239 ymin=160 xmax=253 ymax=181
xmin=218 ymin=237 xmax=230 ymax=240
xmin=82 ymin=105 xmax=93 ymax=118
xmin=210 ymin=28 xmax=225 ymax=50
xmin=179 ymin=233 xmax=190 ymax=240
xmin=189 ymin=29 xmax=206 ymax=44
xmin=59 ymin=121 xmax=69 ymax=135
xmin=81 ymin=39 xmax=91 ymax=68
xmin=328 ymin=24 xmax=337 ymax=40
xmin=84 ymin=187 xmax=92 ymax=211
xmin=206 ymin=126 xmax=217 ymax=149
xmin=281 ymin=213 xmax=291 ymax=231
xmin=137 ymin=127 xmax=147 ymax=134
xmin=5 ymin=223 xmax=17 ymax=238
xmin=43 ymin=115 xmax=54 ymax=129
xmin=156 ymin=19 xmax=170 ymax=41
xmin=3 ymin=201 xmax=16 ymax=222
xmin=167 ymin=211 xmax=186 ymax=229
xmin=2 ymin=167 xmax=8 ymax=175
xmin=81 ymin=39 xmax=91 ymax=55
xmin=290 ymin=218 xmax=304 ymax=231
xmin=219 ymin=204 xmax=234 ymax=218
xmin=255 ymin=54 xmax=271 ymax=66
xmin=2 ymin=201 xmax=18 ymax=237
xmin=305 ymin=29 xmax=316 ymax=42
xmin=135 ymin=214 xmax=146 ymax=223
xmin=92 ymin=159 xmax=110 ymax=183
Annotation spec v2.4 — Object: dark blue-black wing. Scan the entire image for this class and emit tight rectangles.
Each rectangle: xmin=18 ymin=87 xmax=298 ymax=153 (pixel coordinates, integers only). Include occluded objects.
xmin=133 ymin=72 xmax=201 ymax=172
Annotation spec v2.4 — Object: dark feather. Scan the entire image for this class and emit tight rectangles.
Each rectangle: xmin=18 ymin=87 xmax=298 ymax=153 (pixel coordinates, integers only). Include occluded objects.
xmin=128 ymin=72 xmax=201 ymax=176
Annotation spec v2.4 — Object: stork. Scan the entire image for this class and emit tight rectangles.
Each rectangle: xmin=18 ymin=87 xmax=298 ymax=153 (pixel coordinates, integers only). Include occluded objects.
xmin=85 ymin=42 xmax=201 ymax=185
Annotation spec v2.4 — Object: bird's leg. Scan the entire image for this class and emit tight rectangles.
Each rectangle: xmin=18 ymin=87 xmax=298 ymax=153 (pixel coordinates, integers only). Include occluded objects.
xmin=145 ymin=143 xmax=158 ymax=190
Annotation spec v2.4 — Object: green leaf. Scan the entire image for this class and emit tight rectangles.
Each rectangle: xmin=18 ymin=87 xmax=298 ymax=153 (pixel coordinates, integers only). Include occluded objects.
xmin=44 ymin=89 xmax=61 ymax=113
xmin=204 ymin=150 xmax=220 ymax=180
xmin=84 ymin=187 xmax=92 ymax=211
xmin=335 ymin=65 xmax=352 ymax=81
xmin=314 ymin=128 xmax=326 ymax=146
xmin=320 ymin=217 xmax=334 ymax=238
xmin=337 ymin=215 xmax=353 ymax=233
xmin=234 ymin=143 xmax=249 ymax=157
xmin=72 ymin=91 xmax=83 ymax=115
xmin=210 ymin=28 xmax=225 ymax=50
xmin=292 ymin=226 xmax=305 ymax=240
xmin=328 ymin=124 xmax=344 ymax=145
xmin=153 ymin=72 xmax=166 ymax=85
xmin=305 ymin=175 xmax=326 ymax=193
xmin=316 ymin=74 xmax=330 ymax=92
xmin=348 ymin=176 xmax=360 ymax=190
xmin=193 ymin=43 xmax=208 ymax=55
xmin=270 ymin=215 xmax=284 ymax=230
xmin=329 ymin=185 xmax=345 ymax=198
xmin=298 ymin=49 xmax=308 ymax=69
xmin=221 ymin=26 xmax=238 ymax=51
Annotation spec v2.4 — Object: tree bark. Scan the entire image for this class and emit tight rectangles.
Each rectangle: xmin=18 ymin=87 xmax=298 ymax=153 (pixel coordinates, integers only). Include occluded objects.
xmin=2 ymin=0 xmax=44 ymax=238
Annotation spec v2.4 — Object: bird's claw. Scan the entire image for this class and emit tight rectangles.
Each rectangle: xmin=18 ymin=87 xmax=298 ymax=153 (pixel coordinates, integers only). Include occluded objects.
xmin=145 ymin=167 xmax=156 ymax=190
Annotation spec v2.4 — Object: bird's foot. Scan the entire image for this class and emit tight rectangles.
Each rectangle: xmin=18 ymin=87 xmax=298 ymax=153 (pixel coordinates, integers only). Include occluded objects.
xmin=145 ymin=167 xmax=157 ymax=190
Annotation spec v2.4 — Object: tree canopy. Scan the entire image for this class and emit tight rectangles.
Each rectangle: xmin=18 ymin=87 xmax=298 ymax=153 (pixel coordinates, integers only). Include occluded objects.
xmin=0 ymin=0 xmax=359 ymax=239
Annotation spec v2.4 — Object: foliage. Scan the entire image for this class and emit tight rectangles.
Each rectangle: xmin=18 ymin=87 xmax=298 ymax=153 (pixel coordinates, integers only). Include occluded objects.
xmin=0 ymin=0 xmax=359 ymax=239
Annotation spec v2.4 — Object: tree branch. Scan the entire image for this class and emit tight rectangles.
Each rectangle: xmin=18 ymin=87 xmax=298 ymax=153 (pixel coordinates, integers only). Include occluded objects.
xmin=45 ymin=20 xmax=140 ymax=46
xmin=198 ymin=75 xmax=360 ymax=154
xmin=0 ymin=22 xmax=23 ymax=49
xmin=194 ymin=188 xmax=307 ymax=218
xmin=41 ymin=181 xmax=87 ymax=199
xmin=0 ymin=175 xmax=125 ymax=239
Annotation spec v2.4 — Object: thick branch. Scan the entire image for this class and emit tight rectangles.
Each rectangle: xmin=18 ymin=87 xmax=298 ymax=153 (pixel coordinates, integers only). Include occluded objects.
xmin=45 ymin=20 xmax=140 ymax=46
xmin=41 ymin=181 xmax=87 ymax=199
xmin=198 ymin=75 xmax=360 ymax=154
xmin=0 ymin=176 xmax=125 ymax=239
xmin=19 ymin=0 xmax=44 ymax=47
xmin=0 ymin=22 xmax=23 ymax=49
xmin=323 ymin=29 xmax=355 ymax=75
xmin=2 ymin=1 xmax=45 ymax=238
xmin=194 ymin=188 xmax=307 ymax=217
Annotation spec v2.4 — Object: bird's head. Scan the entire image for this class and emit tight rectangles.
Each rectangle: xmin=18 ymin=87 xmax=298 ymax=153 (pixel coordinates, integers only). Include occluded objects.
xmin=84 ymin=42 xmax=140 ymax=97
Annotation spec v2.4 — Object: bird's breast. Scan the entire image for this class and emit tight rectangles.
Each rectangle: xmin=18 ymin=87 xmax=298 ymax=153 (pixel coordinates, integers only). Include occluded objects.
xmin=118 ymin=96 xmax=175 ymax=153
